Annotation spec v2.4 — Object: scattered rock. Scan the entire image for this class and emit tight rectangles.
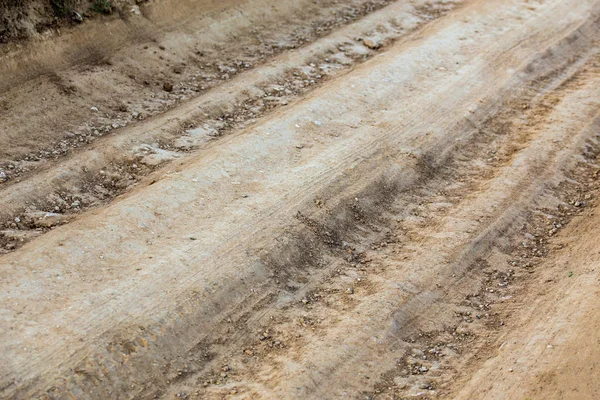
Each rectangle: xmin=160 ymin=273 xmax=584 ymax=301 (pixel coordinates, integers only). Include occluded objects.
xmin=23 ymin=211 xmax=68 ymax=228
xmin=363 ymin=38 xmax=380 ymax=49
xmin=345 ymin=287 xmax=354 ymax=294
xmin=71 ymin=11 xmax=83 ymax=23
xmin=133 ymin=144 xmax=181 ymax=166
xmin=163 ymin=82 xmax=174 ymax=92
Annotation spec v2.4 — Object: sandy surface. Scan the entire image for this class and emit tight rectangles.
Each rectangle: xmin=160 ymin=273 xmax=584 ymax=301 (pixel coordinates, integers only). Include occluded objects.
xmin=1 ymin=0 xmax=600 ymax=398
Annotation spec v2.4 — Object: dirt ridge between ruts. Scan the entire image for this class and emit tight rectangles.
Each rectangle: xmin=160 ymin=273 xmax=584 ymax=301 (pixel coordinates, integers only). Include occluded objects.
xmin=0 ymin=0 xmax=463 ymax=254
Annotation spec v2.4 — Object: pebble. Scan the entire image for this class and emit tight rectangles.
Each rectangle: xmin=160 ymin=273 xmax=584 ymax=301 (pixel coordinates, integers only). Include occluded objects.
xmin=71 ymin=11 xmax=83 ymax=23
xmin=0 ymin=170 xmax=7 ymax=182
xmin=163 ymin=82 xmax=174 ymax=92
xmin=363 ymin=38 xmax=380 ymax=49
xmin=344 ymin=287 xmax=354 ymax=294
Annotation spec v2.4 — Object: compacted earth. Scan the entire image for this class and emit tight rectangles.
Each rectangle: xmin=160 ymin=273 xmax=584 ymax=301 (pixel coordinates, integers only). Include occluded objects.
xmin=1 ymin=0 xmax=600 ymax=398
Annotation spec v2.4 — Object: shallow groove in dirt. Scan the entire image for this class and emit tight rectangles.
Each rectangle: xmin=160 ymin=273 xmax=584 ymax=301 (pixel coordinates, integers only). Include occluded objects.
xmin=360 ymin=57 xmax=600 ymax=400
xmin=2 ymin=1 xmax=600 ymax=399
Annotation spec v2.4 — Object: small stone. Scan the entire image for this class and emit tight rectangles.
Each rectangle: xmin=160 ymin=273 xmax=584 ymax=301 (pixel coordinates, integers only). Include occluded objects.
xmin=71 ymin=11 xmax=83 ymax=23
xmin=344 ymin=287 xmax=354 ymax=295
xmin=90 ymin=106 xmax=99 ymax=112
xmin=244 ymin=349 xmax=254 ymax=356
xmin=363 ymin=38 xmax=380 ymax=49
xmin=295 ymin=144 xmax=304 ymax=149
xmin=163 ymin=82 xmax=174 ymax=92
xmin=24 ymin=211 xmax=67 ymax=228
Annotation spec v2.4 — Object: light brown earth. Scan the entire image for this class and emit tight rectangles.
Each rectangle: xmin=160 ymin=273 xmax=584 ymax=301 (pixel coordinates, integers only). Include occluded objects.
xmin=1 ymin=0 xmax=600 ymax=399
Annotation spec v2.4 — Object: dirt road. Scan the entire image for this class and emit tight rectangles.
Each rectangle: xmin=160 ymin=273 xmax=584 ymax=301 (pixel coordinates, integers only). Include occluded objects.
xmin=1 ymin=0 xmax=600 ymax=399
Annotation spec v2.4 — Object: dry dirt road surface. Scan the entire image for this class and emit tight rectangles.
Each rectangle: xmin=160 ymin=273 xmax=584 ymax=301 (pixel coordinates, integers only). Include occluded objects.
xmin=1 ymin=0 xmax=600 ymax=399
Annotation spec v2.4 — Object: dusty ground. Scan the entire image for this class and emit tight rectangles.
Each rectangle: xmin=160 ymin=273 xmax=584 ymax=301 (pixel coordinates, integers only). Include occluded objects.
xmin=1 ymin=0 xmax=600 ymax=399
